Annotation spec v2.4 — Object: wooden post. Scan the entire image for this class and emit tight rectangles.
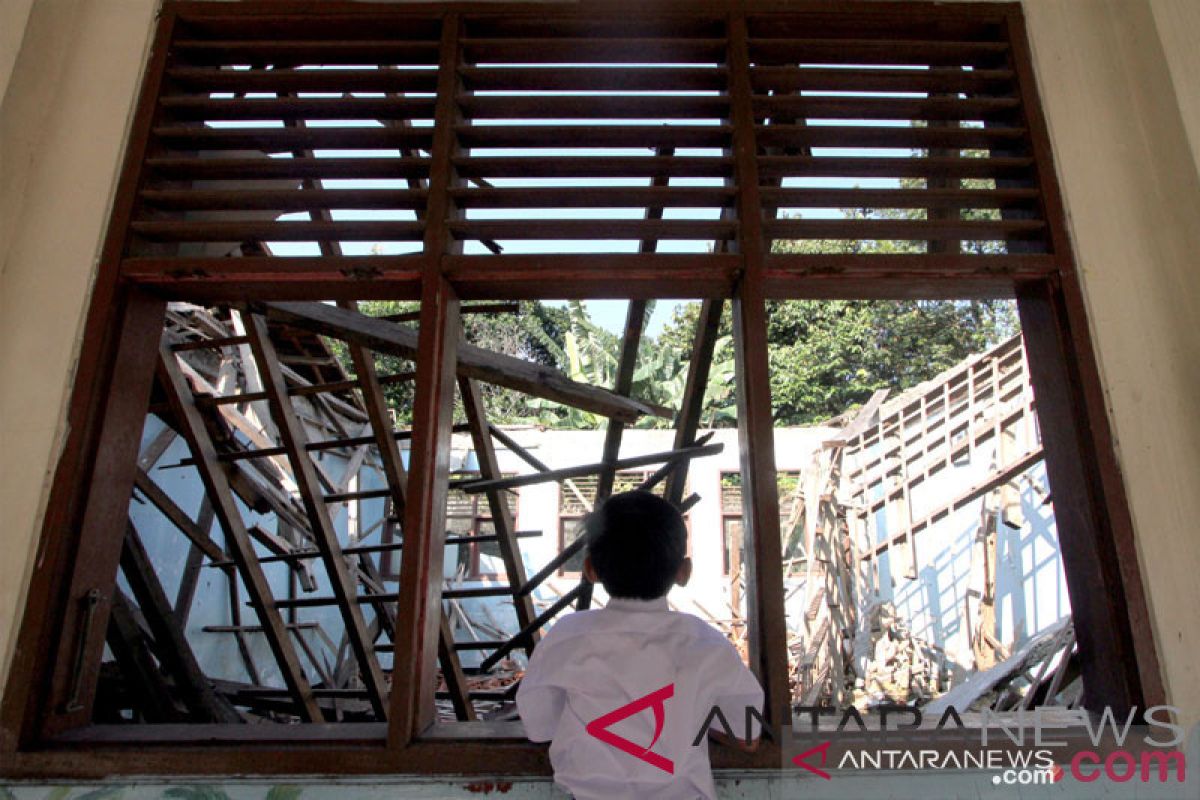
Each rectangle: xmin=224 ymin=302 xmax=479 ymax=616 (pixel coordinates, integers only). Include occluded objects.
xmin=728 ymin=10 xmax=791 ymax=738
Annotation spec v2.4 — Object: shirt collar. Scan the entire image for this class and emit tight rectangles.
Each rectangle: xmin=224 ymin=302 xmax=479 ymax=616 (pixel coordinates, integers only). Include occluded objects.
xmin=604 ymin=595 xmax=670 ymax=612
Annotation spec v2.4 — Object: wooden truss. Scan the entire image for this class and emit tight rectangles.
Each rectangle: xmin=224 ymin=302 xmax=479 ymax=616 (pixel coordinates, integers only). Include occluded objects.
xmin=1 ymin=0 xmax=1161 ymax=779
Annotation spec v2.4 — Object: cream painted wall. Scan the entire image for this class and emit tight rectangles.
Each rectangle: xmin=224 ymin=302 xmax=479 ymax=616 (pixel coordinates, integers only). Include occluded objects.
xmin=1022 ymin=0 xmax=1200 ymax=727
xmin=1 ymin=0 xmax=1199 ymax=734
xmin=0 ymin=0 xmax=158 ymax=685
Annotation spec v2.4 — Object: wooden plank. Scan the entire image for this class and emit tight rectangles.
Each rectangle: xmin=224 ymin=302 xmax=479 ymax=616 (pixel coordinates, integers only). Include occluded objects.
xmin=748 ymin=38 xmax=1008 ymax=66
xmin=157 ymin=345 xmax=322 ymax=722
xmin=170 ymin=39 xmax=441 ymax=65
xmin=759 ymin=187 xmax=1038 ymax=210
xmin=749 ymin=65 xmax=1014 ymax=94
xmin=159 ymin=96 xmax=437 ymax=121
xmin=448 ymin=186 xmax=735 ymax=210
xmin=166 ymin=66 xmax=440 ymax=93
xmin=453 ymin=155 xmax=732 ymax=180
xmin=756 ymin=155 xmax=1034 ymax=181
xmin=244 ymin=313 xmax=388 ymax=718
xmin=449 ymin=219 xmax=736 ymax=242
xmin=263 ymin=301 xmax=667 ymax=422
xmin=756 ymin=123 xmax=1026 ymax=151
xmin=765 ymin=217 xmax=1045 ymax=241
xmin=454 ymin=124 xmax=732 ymax=150
xmin=131 ymin=220 xmax=424 ymax=243
xmin=145 ymin=156 xmax=431 ymax=181
xmin=120 ymin=523 xmax=240 ymax=723
xmin=459 ymin=36 xmax=726 ymax=63
xmin=151 ymin=126 xmax=433 ymax=151
xmin=458 ymin=93 xmax=730 ymax=120
xmin=141 ymin=189 xmax=428 ymax=212
xmin=459 ymin=65 xmax=727 ymax=92
xmin=755 ymin=95 xmax=1019 ymax=122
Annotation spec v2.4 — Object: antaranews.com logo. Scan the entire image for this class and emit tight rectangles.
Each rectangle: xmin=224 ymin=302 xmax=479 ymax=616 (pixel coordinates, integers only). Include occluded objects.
xmin=586 ymin=684 xmax=1193 ymax=792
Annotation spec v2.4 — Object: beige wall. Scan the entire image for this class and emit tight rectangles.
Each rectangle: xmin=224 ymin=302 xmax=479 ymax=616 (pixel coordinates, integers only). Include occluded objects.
xmin=0 ymin=0 xmax=158 ymax=681
xmin=1 ymin=0 xmax=1199 ymax=731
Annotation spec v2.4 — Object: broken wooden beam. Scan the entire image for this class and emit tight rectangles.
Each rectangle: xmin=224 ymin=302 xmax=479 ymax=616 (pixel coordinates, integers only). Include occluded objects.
xmin=262 ymin=301 xmax=670 ymax=422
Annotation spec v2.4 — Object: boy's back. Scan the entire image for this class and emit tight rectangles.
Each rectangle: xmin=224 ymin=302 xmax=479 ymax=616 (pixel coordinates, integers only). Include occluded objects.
xmin=516 ymin=595 xmax=763 ymax=800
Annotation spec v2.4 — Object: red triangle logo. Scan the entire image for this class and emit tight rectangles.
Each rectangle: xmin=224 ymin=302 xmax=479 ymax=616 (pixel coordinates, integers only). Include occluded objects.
xmin=792 ymin=740 xmax=833 ymax=779
xmin=585 ymin=683 xmax=675 ymax=774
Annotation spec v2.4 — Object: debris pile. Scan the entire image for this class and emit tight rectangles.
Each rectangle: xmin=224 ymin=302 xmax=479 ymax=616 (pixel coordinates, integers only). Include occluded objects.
xmin=851 ymin=602 xmax=946 ymax=709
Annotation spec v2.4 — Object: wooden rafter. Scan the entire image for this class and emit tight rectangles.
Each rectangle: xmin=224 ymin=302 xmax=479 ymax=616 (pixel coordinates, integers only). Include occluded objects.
xmin=244 ymin=313 xmax=389 ymax=717
xmin=157 ymin=345 xmax=322 ymax=722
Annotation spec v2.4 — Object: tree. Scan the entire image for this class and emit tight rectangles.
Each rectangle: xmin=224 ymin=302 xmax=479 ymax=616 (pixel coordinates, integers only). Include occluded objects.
xmin=657 ymin=178 xmax=1020 ymax=425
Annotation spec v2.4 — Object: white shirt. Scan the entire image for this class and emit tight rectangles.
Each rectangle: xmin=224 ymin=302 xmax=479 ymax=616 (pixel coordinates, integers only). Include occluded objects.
xmin=516 ymin=596 xmax=764 ymax=800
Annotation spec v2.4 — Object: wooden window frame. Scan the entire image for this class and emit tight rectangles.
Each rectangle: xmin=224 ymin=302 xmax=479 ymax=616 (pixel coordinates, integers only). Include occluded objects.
xmin=0 ymin=0 xmax=1162 ymax=779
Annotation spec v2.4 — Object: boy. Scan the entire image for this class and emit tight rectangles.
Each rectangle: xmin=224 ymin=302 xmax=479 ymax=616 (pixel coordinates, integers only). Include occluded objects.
xmin=516 ymin=490 xmax=764 ymax=800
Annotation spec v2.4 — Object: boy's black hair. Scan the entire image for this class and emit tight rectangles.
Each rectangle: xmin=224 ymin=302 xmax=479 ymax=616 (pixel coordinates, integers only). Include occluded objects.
xmin=585 ymin=490 xmax=687 ymax=600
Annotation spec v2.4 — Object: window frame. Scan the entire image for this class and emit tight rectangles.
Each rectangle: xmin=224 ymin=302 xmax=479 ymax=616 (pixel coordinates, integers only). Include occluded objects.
xmin=0 ymin=0 xmax=1162 ymax=778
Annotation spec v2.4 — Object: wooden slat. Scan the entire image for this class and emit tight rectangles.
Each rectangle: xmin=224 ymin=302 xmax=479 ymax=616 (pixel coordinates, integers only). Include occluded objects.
xmin=449 ymin=186 xmax=735 ymax=209
xmin=165 ymin=66 xmax=440 ymax=93
xmin=157 ymin=345 xmax=322 ymax=722
xmin=144 ymin=156 xmax=430 ymax=181
xmin=448 ymin=219 xmax=736 ymax=241
xmin=765 ymin=218 xmax=1045 ymax=241
xmin=170 ymin=39 xmax=441 ymax=66
xmin=752 ymin=96 xmax=1020 ymax=122
xmin=263 ymin=301 xmax=667 ymax=422
xmin=755 ymin=123 xmax=1027 ymax=150
xmin=453 ymin=155 xmax=732 ymax=180
xmin=458 ymin=94 xmax=729 ymax=120
xmin=130 ymin=220 xmax=424 ymax=242
xmin=151 ymin=126 xmax=433 ymax=151
xmin=460 ymin=37 xmax=726 ymax=63
xmin=759 ymin=187 xmax=1038 ymax=210
xmin=159 ymin=96 xmax=437 ymax=121
xmin=748 ymin=39 xmax=1008 ymax=66
xmin=459 ymin=65 xmax=727 ymax=92
xmin=140 ymin=189 xmax=427 ymax=212
xmin=454 ymin=124 xmax=732 ymax=150
xmin=749 ymin=65 xmax=1014 ymax=94
xmin=757 ymin=154 xmax=1034 ymax=180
